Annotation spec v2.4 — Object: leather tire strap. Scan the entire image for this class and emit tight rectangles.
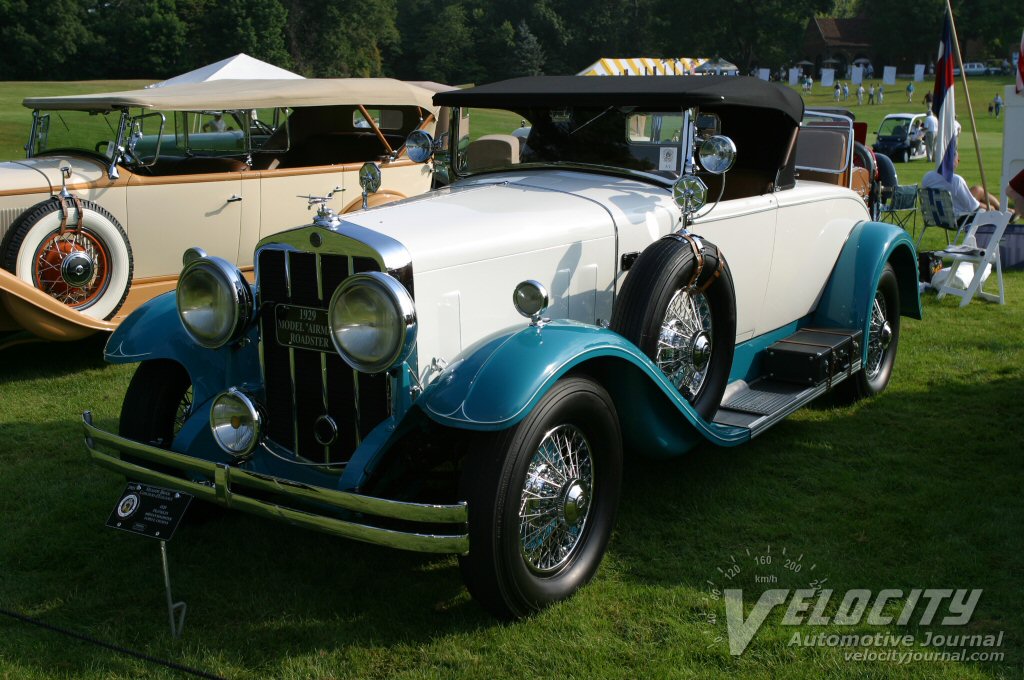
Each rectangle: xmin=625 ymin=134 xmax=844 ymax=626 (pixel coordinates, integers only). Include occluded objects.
xmin=70 ymin=194 xmax=84 ymax=232
xmin=665 ymin=232 xmax=723 ymax=293
xmin=698 ymin=253 xmax=725 ymax=293
xmin=55 ymin=196 xmax=69 ymax=233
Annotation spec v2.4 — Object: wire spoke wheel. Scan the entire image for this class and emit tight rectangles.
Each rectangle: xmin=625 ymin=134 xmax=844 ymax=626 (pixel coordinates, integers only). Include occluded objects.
xmin=518 ymin=424 xmax=594 ymax=574
xmin=655 ymin=287 xmax=713 ymax=400
xmin=865 ymin=290 xmax=892 ymax=381
xmin=837 ymin=263 xmax=900 ymax=401
xmin=32 ymin=229 xmax=111 ymax=308
xmin=609 ymin=236 xmax=735 ymax=419
xmin=459 ymin=377 xmax=622 ymax=619
xmin=173 ymin=386 xmax=194 ymax=437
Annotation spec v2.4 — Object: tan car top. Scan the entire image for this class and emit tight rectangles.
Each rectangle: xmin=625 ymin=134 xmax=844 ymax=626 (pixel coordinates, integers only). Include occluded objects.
xmin=23 ymin=78 xmax=437 ymax=113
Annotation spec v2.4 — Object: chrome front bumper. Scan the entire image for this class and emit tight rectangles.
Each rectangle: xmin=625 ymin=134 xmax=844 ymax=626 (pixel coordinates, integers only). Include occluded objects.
xmin=82 ymin=412 xmax=469 ymax=554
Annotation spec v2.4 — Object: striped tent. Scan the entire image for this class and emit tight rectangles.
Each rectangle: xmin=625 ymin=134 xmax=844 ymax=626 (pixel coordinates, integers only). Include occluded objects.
xmin=578 ymin=57 xmax=708 ymax=76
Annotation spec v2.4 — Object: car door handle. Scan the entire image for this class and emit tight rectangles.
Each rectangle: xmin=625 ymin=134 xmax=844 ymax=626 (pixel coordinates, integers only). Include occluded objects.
xmin=227 ymin=195 xmax=243 ymax=203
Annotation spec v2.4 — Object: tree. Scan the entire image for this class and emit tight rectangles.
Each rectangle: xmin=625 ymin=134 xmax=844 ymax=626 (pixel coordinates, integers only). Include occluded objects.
xmin=286 ymin=0 xmax=399 ymax=77
xmin=514 ymin=20 xmax=545 ymax=76
xmin=667 ymin=0 xmax=834 ymax=70
xmin=91 ymin=0 xmax=190 ymax=78
xmin=196 ymin=0 xmax=290 ymax=70
xmin=0 ymin=0 xmax=93 ymax=79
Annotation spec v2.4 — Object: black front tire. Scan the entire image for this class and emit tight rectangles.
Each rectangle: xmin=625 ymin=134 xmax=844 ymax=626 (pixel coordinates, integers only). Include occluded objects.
xmin=119 ymin=360 xmax=193 ymax=447
xmin=458 ymin=377 xmax=622 ymax=619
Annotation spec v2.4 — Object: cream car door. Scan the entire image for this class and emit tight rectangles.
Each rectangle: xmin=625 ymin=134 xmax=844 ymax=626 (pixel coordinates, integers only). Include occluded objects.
xmin=125 ymin=170 xmax=243 ymax=279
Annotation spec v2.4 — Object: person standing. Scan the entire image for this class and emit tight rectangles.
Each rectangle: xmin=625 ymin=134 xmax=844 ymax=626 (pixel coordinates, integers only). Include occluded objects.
xmin=857 ymin=83 xmax=865 ymax=105
xmin=923 ymin=90 xmax=933 ymax=110
xmin=843 ymin=82 xmax=850 ymax=101
xmin=878 ymin=84 xmax=884 ymax=103
xmin=994 ymin=93 xmax=1003 ymax=117
xmin=868 ymin=84 xmax=875 ymax=104
xmin=834 ymin=82 xmax=841 ymax=102
xmin=906 ymin=81 xmax=915 ymax=102
xmin=923 ymin=108 xmax=938 ymax=162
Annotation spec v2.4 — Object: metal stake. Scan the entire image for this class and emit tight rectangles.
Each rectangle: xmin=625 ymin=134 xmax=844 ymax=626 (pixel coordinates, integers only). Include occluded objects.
xmin=160 ymin=541 xmax=187 ymax=638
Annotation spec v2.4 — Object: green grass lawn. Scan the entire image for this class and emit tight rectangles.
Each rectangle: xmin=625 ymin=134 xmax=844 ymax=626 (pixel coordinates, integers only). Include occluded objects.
xmin=1 ymin=78 xmax=1022 ymax=678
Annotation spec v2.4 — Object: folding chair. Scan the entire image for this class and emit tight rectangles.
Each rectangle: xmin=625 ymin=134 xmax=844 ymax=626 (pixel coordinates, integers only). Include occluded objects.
xmin=917 ymin=187 xmax=969 ymax=249
xmin=932 ymin=209 xmax=1011 ymax=306
xmin=878 ymin=184 xmax=918 ymax=231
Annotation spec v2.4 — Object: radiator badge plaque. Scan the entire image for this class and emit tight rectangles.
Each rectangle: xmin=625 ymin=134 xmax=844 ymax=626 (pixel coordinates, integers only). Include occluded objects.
xmin=275 ymin=304 xmax=331 ymax=352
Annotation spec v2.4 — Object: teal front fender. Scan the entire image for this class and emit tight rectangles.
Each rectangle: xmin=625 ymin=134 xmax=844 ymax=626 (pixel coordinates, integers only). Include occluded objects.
xmin=419 ymin=321 xmax=750 ymax=456
xmin=814 ymin=220 xmax=922 ymax=363
xmin=102 ymin=290 xmax=261 ymax=408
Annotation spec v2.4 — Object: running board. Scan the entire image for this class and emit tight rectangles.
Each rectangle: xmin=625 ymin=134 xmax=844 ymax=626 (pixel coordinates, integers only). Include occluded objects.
xmin=712 ymin=361 xmax=860 ymax=438
xmin=712 ymin=326 xmax=864 ymax=438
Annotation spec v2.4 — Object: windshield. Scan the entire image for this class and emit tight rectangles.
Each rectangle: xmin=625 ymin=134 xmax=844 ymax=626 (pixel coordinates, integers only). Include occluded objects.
xmin=877 ymin=118 xmax=911 ymax=139
xmin=453 ymin=106 xmax=688 ymax=181
xmin=30 ymin=110 xmax=122 ymax=157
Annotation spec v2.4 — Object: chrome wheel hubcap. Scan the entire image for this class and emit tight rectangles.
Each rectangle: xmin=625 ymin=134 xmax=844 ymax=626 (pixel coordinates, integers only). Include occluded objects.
xmin=60 ymin=250 xmax=95 ymax=287
xmin=866 ymin=291 xmax=889 ymax=380
xmin=656 ymin=288 xmax=713 ymax=399
xmin=519 ymin=424 xmax=594 ymax=574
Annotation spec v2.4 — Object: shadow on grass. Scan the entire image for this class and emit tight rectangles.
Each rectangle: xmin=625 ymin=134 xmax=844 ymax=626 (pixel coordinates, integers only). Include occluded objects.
xmin=0 ymin=333 xmax=109 ymax=382
xmin=605 ymin=375 xmax=1022 ymax=673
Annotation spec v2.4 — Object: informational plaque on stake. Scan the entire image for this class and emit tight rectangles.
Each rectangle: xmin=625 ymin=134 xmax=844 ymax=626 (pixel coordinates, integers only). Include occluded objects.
xmin=106 ymin=483 xmax=192 ymax=541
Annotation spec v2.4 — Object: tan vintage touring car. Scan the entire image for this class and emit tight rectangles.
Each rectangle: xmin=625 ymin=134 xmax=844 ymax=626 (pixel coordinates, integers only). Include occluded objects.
xmin=0 ymin=78 xmax=443 ymax=344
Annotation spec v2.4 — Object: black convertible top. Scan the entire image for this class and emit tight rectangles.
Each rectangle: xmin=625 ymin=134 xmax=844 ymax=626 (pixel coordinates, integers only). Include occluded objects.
xmin=435 ymin=75 xmax=804 ymax=123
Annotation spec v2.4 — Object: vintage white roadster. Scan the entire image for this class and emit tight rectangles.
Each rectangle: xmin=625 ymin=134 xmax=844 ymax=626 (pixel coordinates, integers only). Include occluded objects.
xmin=0 ymin=78 xmax=442 ymax=344
xmin=82 ymin=76 xmax=921 ymax=619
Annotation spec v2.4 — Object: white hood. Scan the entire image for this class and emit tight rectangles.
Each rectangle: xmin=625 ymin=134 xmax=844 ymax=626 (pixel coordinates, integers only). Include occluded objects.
xmin=341 ymin=170 xmax=674 ymax=274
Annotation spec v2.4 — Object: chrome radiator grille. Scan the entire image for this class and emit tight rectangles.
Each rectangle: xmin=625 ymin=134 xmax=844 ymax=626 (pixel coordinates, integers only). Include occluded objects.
xmin=257 ymin=248 xmax=390 ymax=465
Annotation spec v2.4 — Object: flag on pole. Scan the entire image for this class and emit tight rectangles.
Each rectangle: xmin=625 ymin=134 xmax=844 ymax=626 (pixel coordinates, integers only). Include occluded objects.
xmin=933 ymin=12 xmax=957 ymax=182
xmin=1017 ymin=28 xmax=1023 ymax=94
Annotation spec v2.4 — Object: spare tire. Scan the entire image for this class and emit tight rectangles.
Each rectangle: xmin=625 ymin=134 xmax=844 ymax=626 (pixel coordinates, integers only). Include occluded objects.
xmin=1 ymin=197 xmax=133 ymax=320
xmin=610 ymin=234 xmax=736 ymax=419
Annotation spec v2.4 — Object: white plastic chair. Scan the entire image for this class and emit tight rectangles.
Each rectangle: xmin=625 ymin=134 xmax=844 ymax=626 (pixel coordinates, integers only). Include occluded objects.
xmin=932 ymin=209 xmax=1011 ymax=306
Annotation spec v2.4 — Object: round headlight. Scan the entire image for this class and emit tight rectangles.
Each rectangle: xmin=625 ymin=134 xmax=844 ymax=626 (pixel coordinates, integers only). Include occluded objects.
xmin=176 ymin=255 xmax=253 ymax=349
xmin=209 ymin=388 xmax=261 ymax=457
xmin=513 ymin=280 xmax=550 ymax=319
xmin=328 ymin=272 xmax=416 ymax=373
xmin=698 ymin=135 xmax=737 ymax=175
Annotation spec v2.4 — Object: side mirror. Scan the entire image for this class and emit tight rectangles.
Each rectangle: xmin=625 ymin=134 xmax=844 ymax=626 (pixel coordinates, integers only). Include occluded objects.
xmin=359 ymin=162 xmax=382 ymax=209
xmin=672 ymin=174 xmax=708 ymax=215
xmin=698 ymin=135 xmax=737 ymax=175
xmin=405 ymin=130 xmax=435 ymax=163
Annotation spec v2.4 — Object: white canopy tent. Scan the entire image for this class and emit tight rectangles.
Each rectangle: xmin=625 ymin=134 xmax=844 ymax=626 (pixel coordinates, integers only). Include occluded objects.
xmin=148 ymin=53 xmax=302 ymax=88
